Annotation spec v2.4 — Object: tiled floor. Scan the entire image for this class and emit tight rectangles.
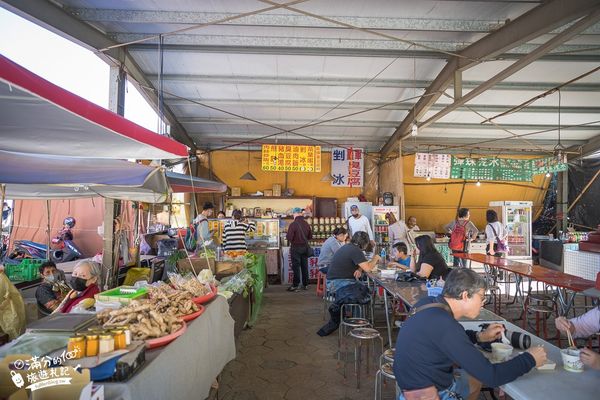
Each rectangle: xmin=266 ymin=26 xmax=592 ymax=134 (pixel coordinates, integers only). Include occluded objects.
xmin=217 ymin=284 xmax=597 ymax=400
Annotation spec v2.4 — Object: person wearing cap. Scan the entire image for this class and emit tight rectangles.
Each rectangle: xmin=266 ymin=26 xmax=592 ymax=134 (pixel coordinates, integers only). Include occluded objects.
xmin=194 ymin=202 xmax=215 ymax=244
xmin=555 ymin=276 xmax=600 ymax=370
xmin=347 ymin=205 xmax=375 ymax=249
xmin=286 ymin=207 xmax=313 ymax=291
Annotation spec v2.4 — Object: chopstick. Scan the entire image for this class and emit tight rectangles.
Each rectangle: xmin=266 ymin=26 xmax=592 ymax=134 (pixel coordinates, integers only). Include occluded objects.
xmin=565 ymin=327 xmax=575 ymax=348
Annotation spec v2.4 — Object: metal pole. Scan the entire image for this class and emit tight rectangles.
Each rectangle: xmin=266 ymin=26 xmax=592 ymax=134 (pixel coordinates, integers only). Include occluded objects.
xmin=46 ymin=200 xmax=51 ymax=260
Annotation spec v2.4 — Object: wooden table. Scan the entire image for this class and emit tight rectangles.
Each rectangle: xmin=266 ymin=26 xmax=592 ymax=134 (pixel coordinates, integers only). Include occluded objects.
xmin=455 ymin=253 xmax=595 ymax=315
xmin=367 ymin=271 xmax=502 ymax=346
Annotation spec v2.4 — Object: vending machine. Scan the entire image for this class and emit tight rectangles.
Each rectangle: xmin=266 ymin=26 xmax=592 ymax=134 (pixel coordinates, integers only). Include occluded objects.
xmin=371 ymin=206 xmax=400 ymax=250
xmin=489 ymin=201 xmax=532 ymax=260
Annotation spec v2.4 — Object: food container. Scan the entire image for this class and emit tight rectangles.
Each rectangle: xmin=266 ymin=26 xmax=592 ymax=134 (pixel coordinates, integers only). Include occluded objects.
xmin=99 ymin=334 xmax=115 ymax=354
xmin=231 ymin=187 xmax=241 ymax=197
xmin=119 ymin=326 xmax=132 ymax=346
xmin=67 ymin=335 xmax=85 ymax=359
xmin=85 ymin=334 xmax=99 ymax=357
xmin=561 ymin=348 xmax=584 ymax=372
xmin=491 ymin=343 xmax=513 ymax=362
xmin=264 ymin=189 xmax=273 ymax=197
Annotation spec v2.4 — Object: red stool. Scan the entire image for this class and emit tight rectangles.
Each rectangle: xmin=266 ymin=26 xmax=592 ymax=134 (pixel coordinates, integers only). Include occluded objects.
xmin=316 ymin=271 xmax=326 ymax=297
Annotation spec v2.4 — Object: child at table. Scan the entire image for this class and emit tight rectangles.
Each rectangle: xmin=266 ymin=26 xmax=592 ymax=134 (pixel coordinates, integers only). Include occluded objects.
xmin=388 ymin=242 xmax=411 ymax=270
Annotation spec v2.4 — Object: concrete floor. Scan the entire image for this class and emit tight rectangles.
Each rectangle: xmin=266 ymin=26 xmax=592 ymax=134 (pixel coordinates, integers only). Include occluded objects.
xmin=217 ymin=284 xmax=597 ymax=400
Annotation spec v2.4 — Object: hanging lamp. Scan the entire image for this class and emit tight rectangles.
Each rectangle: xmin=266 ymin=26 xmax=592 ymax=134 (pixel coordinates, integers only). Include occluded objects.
xmin=239 ymin=144 xmax=257 ymax=181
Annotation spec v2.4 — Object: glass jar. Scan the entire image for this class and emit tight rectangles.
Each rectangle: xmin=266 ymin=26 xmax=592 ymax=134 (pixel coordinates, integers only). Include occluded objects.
xmin=99 ymin=334 xmax=115 ymax=354
xmin=111 ymin=330 xmax=126 ymax=350
xmin=85 ymin=334 xmax=99 ymax=357
xmin=118 ymin=326 xmax=131 ymax=346
xmin=67 ymin=335 xmax=85 ymax=359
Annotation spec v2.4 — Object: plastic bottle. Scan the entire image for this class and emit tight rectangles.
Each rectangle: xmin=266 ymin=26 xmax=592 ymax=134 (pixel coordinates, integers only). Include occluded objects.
xmin=380 ymin=248 xmax=387 ymax=267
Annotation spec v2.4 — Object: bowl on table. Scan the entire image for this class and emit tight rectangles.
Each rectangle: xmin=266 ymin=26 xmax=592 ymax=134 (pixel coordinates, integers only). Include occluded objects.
xmin=491 ymin=342 xmax=513 ymax=362
xmin=561 ymin=348 xmax=584 ymax=372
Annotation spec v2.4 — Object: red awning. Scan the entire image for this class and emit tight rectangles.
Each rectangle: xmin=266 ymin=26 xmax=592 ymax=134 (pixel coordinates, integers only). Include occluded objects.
xmin=0 ymin=54 xmax=188 ymax=160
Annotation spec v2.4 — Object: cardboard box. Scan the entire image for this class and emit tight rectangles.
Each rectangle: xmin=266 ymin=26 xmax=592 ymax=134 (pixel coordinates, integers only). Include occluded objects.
xmin=264 ymin=189 xmax=273 ymax=197
xmin=177 ymin=256 xmax=216 ymax=274
xmin=215 ymin=261 xmax=244 ymax=275
xmin=231 ymin=187 xmax=241 ymax=197
xmin=272 ymin=184 xmax=281 ymax=197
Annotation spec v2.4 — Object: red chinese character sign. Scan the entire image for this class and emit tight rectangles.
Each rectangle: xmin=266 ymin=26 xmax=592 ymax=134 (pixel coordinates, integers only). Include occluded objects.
xmin=331 ymin=147 xmax=364 ymax=187
xmin=261 ymin=144 xmax=321 ymax=172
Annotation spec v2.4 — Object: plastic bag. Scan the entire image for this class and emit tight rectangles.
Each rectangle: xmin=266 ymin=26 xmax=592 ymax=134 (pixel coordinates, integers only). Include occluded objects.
xmin=123 ymin=267 xmax=151 ymax=286
xmin=0 ymin=271 xmax=26 ymax=340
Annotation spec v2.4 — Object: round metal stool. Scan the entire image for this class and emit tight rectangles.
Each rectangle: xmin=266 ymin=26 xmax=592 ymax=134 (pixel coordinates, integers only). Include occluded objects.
xmin=382 ymin=348 xmax=395 ymax=363
xmin=347 ymin=327 xmax=383 ymax=390
xmin=338 ymin=303 xmax=370 ymax=364
xmin=374 ymin=362 xmax=395 ymax=400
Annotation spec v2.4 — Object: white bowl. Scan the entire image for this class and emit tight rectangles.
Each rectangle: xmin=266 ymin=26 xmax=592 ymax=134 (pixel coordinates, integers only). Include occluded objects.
xmin=491 ymin=342 xmax=514 ymax=362
xmin=561 ymin=348 xmax=584 ymax=372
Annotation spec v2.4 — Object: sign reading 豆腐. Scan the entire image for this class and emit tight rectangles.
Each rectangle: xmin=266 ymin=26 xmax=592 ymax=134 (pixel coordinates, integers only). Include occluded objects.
xmin=331 ymin=147 xmax=364 ymax=187
xmin=261 ymin=144 xmax=321 ymax=172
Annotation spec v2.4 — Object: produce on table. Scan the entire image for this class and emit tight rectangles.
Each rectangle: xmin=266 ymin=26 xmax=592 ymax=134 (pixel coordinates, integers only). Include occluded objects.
xmin=223 ymin=250 xmax=247 ymax=259
xmin=169 ymin=273 xmax=212 ymax=297
xmin=197 ymin=249 xmax=216 ymax=259
xmin=218 ymin=269 xmax=255 ymax=298
xmin=146 ymin=284 xmax=199 ymax=317
xmin=97 ymin=300 xmax=184 ymax=340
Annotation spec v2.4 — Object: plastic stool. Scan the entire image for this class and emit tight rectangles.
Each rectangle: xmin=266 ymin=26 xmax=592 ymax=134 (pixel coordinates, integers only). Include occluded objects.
xmin=347 ymin=327 xmax=383 ymax=389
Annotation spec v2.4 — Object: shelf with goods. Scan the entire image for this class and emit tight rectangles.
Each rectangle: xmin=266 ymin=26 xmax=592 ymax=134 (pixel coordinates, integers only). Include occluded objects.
xmin=281 ymin=216 xmax=346 ymax=247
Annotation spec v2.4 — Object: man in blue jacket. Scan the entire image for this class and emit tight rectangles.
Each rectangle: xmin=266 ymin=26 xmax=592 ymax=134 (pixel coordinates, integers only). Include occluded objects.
xmin=394 ymin=268 xmax=547 ymax=400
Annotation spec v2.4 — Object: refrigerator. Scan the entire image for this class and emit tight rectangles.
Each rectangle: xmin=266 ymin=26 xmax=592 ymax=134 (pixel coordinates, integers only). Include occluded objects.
xmin=489 ymin=201 xmax=532 ymax=260
xmin=371 ymin=206 xmax=400 ymax=250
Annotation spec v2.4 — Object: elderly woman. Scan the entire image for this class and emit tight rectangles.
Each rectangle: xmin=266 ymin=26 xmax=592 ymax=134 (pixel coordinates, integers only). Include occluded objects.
xmin=60 ymin=260 xmax=101 ymax=313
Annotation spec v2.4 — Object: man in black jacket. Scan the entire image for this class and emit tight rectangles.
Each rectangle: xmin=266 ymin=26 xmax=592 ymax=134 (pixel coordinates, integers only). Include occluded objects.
xmin=394 ymin=268 xmax=547 ymax=400
xmin=286 ymin=208 xmax=312 ymax=291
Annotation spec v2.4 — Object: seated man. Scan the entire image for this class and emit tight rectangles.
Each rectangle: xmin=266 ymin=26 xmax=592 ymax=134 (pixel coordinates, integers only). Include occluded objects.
xmin=387 ymin=241 xmax=411 ymax=270
xmin=35 ymin=261 xmax=66 ymax=316
xmin=555 ymin=305 xmax=600 ymax=370
xmin=326 ymin=231 xmax=380 ymax=293
xmin=394 ymin=268 xmax=546 ymax=400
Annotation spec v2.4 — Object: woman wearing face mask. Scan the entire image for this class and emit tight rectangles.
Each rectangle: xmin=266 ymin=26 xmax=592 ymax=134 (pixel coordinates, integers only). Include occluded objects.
xmin=60 ymin=260 xmax=101 ymax=313
xmin=35 ymin=261 xmax=67 ymax=315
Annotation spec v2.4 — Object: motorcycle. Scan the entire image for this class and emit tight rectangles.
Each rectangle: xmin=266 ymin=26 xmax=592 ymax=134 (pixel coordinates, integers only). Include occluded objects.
xmin=5 ymin=216 xmax=83 ymax=264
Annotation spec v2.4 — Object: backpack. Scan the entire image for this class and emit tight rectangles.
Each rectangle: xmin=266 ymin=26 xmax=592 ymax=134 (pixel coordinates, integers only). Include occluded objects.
xmin=184 ymin=223 xmax=197 ymax=251
xmin=449 ymin=220 xmax=468 ymax=251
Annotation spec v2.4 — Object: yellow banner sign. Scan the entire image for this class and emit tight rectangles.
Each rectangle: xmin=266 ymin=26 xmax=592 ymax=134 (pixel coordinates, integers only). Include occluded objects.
xmin=261 ymin=145 xmax=321 ymax=172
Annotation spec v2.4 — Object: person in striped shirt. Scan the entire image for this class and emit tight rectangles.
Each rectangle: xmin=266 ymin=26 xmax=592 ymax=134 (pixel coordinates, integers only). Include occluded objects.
xmin=222 ymin=209 xmax=256 ymax=251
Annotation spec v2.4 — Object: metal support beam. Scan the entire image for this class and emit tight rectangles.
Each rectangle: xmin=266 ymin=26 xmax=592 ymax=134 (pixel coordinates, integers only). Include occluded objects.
xmin=380 ymin=0 xmax=600 ymax=157
xmin=0 ymin=0 xmax=196 ymax=150
xmin=420 ymin=10 xmax=600 ymax=133
xmin=567 ymin=133 xmax=600 ymax=160
xmin=150 ymin=73 xmax=600 ymax=91
xmin=454 ymin=71 xmax=462 ymax=101
xmin=561 ymin=170 xmax=569 ymax=234
xmin=129 ymin=43 xmax=600 ymax=61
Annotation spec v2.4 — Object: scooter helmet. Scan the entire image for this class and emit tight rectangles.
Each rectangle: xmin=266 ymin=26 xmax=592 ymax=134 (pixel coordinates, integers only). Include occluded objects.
xmin=64 ymin=217 xmax=76 ymax=228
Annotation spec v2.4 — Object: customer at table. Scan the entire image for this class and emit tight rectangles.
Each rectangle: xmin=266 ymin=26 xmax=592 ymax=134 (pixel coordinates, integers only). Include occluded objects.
xmin=326 ymin=231 xmax=380 ymax=293
xmin=387 ymin=241 xmax=411 ymax=270
xmin=394 ymin=268 xmax=547 ymax=400
xmin=35 ymin=261 xmax=67 ymax=316
xmin=317 ymin=227 xmax=348 ymax=275
xmin=555 ymin=305 xmax=600 ymax=370
xmin=60 ymin=260 xmax=101 ymax=313
xmin=444 ymin=208 xmax=479 ymax=268
xmin=409 ymin=235 xmax=449 ymax=280
xmin=485 ymin=209 xmax=506 ymax=257
xmin=222 ymin=209 xmax=256 ymax=251
xmin=389 ymin=214 xmax=420 ymax=247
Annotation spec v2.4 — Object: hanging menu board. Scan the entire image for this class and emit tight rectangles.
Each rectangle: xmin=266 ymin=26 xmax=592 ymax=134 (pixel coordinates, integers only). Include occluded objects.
xmin=531 ymin=156 xmax=568 ymax=174
xmin=261 ymin=145 xmax=321 ymax=172
xmin=413 ymin=153 xmax=451 ymax=179
xmin=450 ymin=157 xmax=532 ymax=181
xmin=331 ymin=147 xmax=364 ymax=187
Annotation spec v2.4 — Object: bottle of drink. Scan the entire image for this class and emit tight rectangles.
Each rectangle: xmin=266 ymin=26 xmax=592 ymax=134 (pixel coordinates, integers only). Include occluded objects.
xmin=380 ymin=248 xmax=387 ymax=267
